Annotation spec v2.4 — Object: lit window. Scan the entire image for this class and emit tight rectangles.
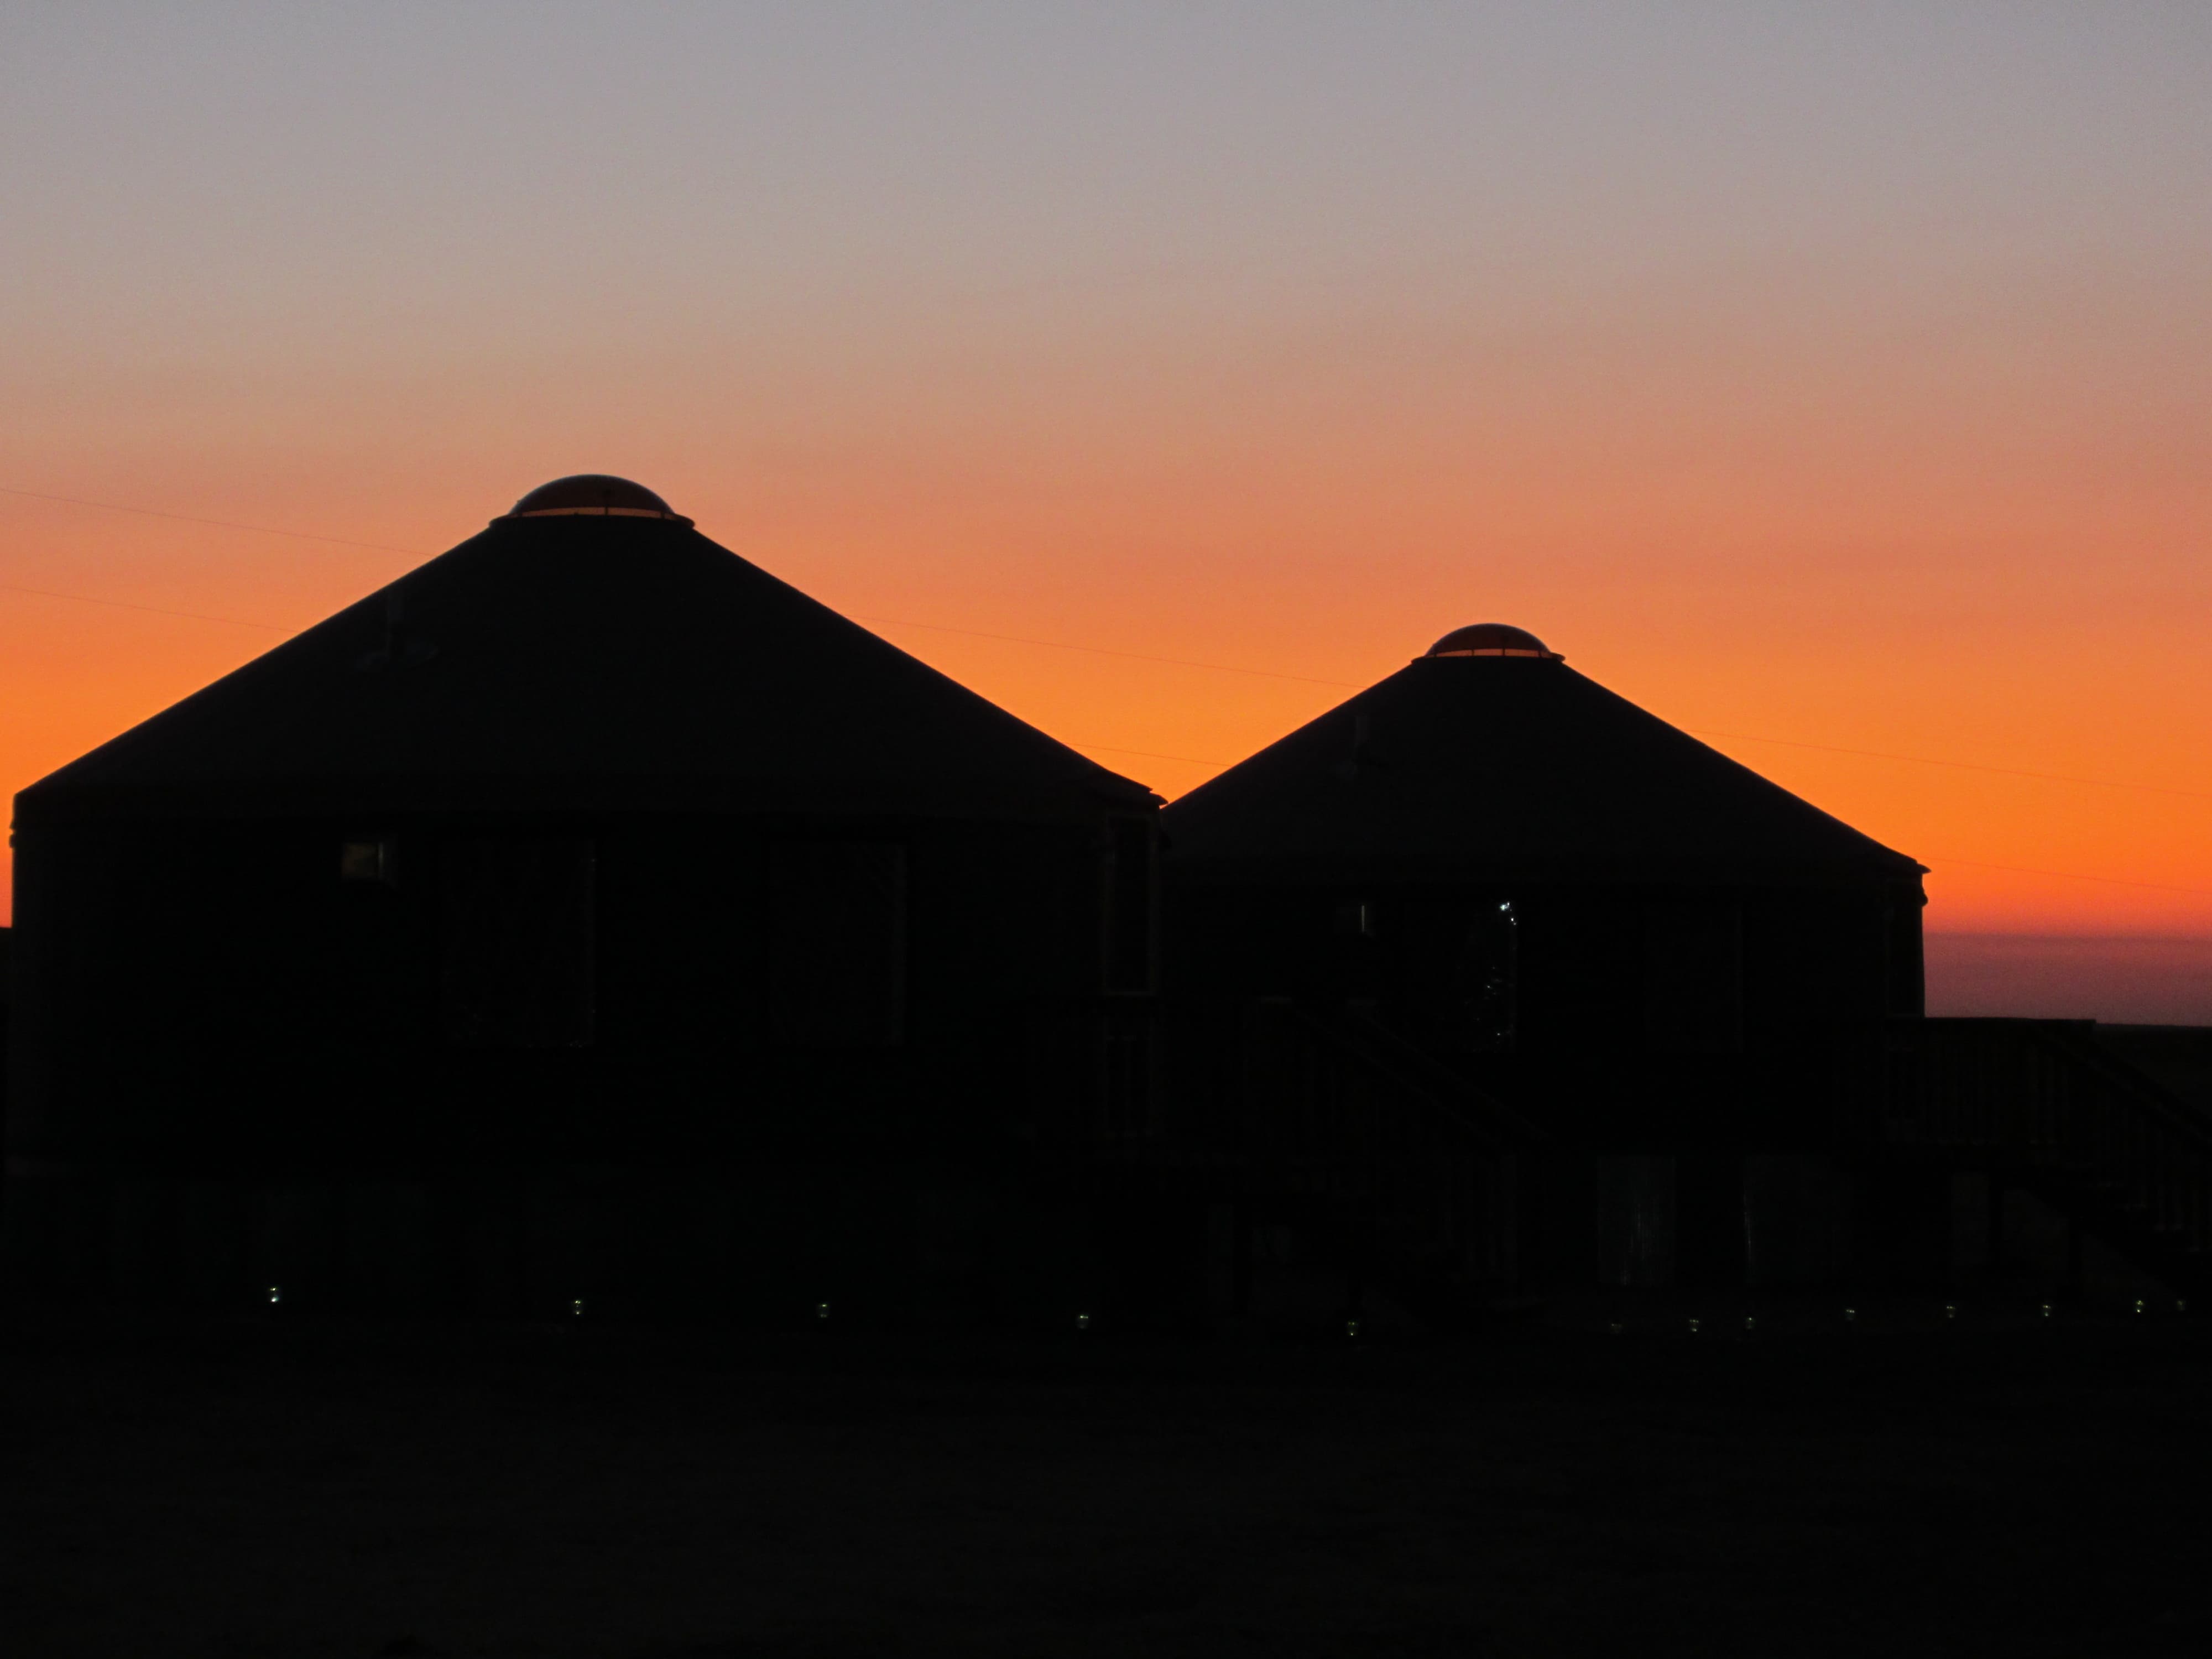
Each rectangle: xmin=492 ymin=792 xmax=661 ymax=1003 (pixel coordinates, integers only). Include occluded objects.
xmin=1456 ymin=900 xmax=1517 ymax=1051
xmin=341 ymin=838 xmax=396 ymax=885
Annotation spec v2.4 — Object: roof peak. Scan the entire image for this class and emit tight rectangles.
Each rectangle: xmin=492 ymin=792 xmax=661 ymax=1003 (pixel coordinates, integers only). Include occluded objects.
xmin=499 ymin=474 xmax=692 ymax=526
xmin=25 ymin=509 xmax=1155 ymax=820
xmin=1422 ymin=623 xmax=1559 ymax=661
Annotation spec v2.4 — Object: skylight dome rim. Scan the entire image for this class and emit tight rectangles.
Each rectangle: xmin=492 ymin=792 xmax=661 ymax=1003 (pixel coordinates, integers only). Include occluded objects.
xmin=1420 ymin=623 xmax=1561 ymax=662
xmin=497 ymin=474 xmax=694 ymax=527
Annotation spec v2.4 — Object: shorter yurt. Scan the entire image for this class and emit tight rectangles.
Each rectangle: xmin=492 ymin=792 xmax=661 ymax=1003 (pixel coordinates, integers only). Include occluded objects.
xmin=4 ymin=477 xmax=1160 ymax=1324
xmin=1160 ymin=624 xmax=1929 ymax=1300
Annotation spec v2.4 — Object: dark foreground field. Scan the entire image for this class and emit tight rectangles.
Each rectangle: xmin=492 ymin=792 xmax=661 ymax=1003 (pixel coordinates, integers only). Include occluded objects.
xmin=5 ymin=1306 xmax=2210 ymax=1657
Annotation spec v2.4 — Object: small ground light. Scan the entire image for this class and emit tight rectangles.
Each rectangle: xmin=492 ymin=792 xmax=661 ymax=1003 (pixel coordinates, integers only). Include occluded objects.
xmin=1686 ymin=1318 xmax=1700 ymax=1334
xmin=1844 ymin=1307 xmax=1857 ymax=1323
xmin=1743 ymin=1315 xmax=1756 ymax=1332
xmin=815 ymin=1301 xmax=830 ymax=1321
xmin=1608 ymin=1321 xmax=1624 ymax=1335
xmin=570 ymin=1298 xmax=584 ymax=1317
xmin=2135 ymin=1298 xmax=2146 ymax=1314
xmin=2041 ymin=1303 xmax=2054 ymax=1319
xmin=1346 ymin=1318 xmax=1361 ymax=1338
xmin=267 ymin=1285 xmax=281 ymax=1306
xmin=1944 ymin=1304 xmax=1957 ymax=1321
xmin=1076 ymin=1313 xmax=1090 ymax=1331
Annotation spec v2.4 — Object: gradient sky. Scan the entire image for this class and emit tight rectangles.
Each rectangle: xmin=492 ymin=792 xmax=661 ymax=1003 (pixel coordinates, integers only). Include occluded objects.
xmin=5 ymin=4 xmax=2210 ymax=1017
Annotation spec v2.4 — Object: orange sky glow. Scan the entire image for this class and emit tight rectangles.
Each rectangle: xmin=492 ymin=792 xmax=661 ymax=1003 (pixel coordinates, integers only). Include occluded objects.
xmin=4 ymin=7 xmax=2209 ymax=1019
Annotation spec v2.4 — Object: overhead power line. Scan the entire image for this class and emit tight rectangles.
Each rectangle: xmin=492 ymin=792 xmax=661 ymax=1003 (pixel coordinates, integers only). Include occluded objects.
xmin=0 ymin=484 xmax=424 ymax=557
xmin=6 ymin=480 xmax=2209 ymax=811
xmin=0 ymin=580 xmax=281 ymax=632
xmin=1067 ymin=740 xmax=1230 ymax=768
xmin=1691 ymin=729 xmax=2212 ymax=804
xmin=0 ymin=483 xmax=1359 ymax=689
xmin=852 ymin=615 xmax=1359 ymax=688
xmin=1927 ymin=857 xmax=2212 ymax=900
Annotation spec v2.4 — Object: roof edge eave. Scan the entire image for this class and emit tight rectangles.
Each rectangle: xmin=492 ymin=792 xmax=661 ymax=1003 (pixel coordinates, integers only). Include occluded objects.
xmin=14 ymin=771 xmax=1159 ymax=830
xmin=1161 ymin=851 xmax=1927 ymax=889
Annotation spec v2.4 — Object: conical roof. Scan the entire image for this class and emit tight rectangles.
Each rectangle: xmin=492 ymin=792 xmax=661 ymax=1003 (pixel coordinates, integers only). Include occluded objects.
xmin=20 ymin=482 xmax=1155 ymax=826
xmin=1164 ymin=629 xmax=1921 ymax=885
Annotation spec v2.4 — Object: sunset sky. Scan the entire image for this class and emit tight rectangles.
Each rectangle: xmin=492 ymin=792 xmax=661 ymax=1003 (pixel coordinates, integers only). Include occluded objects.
xmin=5 ymin=4 xmax=2209 ymax=1018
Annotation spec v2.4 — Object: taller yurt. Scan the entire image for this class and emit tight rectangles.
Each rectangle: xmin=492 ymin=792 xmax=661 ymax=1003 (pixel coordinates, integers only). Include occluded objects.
xmin=6 ymin=477 xmax=1161 ymax=1322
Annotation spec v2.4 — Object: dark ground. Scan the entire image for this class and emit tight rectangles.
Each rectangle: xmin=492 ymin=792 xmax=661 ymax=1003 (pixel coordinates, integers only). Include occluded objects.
xmin=5 ymin=1302 xmax=2210 ymax=1658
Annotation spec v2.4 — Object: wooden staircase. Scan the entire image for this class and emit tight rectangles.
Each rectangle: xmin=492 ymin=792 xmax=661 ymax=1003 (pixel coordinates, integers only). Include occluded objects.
xmin=1882 ymin=1018 xmax=2212 ymax=1296
xmin=1143 ymin=998 xmax=1548 ymax=1323
xmin=1081 ymin=1001 xmax=2212 ymax=1321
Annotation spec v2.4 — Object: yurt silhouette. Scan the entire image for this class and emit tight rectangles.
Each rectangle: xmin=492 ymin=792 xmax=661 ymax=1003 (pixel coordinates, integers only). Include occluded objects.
xmin=6 ymin=477 xmax=1161 ymax=1322
xmin=1161 ymin=625 xmax=1927 ymax=1295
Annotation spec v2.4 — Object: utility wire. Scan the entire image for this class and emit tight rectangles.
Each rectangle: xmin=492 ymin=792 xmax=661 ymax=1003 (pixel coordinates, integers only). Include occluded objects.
xmin=6 ymin=481 xmax=2210 ymax=808
xmin=0 ymin=484 xmax=424 ymax=557
xmin=1690 ymin=728 xmax=2212 ymax=804
xmin=0 ymin=484 xmax=1357 ymax=688
xmin=1077 ymin=728 xmax=2212 ymax=807
xmin=0 ymin=580 xmax=281 ymax=632
xmin=852 ymin=614 xmax=1359 ymax=688
xmin=1925 ymin=857 xmax=2212 ymax=900
xmin=1067 ymin=740 xmax=1229 ymax=768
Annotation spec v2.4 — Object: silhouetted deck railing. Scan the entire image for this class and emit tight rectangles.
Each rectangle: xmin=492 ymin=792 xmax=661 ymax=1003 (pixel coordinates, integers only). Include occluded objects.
xmin=1141 ymin=998 xmax=1543 ymax=1290
xmin=1032 ymin=994 xmax=1537 ymax=1290
xmin=1885 ymin=1017 xmax=2212 ymax=1267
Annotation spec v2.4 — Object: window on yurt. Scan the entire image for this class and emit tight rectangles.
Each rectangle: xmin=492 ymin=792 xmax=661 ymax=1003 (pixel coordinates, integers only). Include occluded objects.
xmin=764 ymin=841 xmax=906 ymax=1047
xmin=340 ymin=837 xmax=399 ymax=886
xmin=1597 ymin=1156 xmax=1677 ymax=1285
xmin=1455 ymin=900 xmax=1519 ymax=1052
xmin=1103 ymin=817 xmax=1156 ymax=994
xmin=1642 ymin=900 xmax=1742 ymax=1053
xmin=440 ymin=837 xmax=596 ymax=1048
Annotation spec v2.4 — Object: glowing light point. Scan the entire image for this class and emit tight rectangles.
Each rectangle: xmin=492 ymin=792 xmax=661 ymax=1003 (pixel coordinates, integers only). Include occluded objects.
xmin=1076 ymin=1313 xmax=1090 ymax=1331
xmin=1345 ymin=1319 xmax=1361 ymax=1338
xmin=816 ymin=1301 xmax=831 ymax=1321
xmin=1686 ymin=1318 xmax=1701 ymax=1334
xmin=267 ymin=1285 xmax=281 ymax=1305
xmin=1844 ymin=1307 xmax=1857 ymax=1322
xmin=570 ymin=1298 xmax=584 ymax=1317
